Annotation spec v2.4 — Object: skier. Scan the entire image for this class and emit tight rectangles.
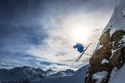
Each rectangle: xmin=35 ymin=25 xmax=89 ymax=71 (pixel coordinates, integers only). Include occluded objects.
xmin=74 ymin=43 xmax=92 ymax=61
xmin=73 ymin=43 xmax=84 ymax=53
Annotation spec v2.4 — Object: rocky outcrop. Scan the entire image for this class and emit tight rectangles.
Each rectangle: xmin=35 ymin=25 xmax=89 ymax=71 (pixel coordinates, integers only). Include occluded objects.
xmin=85 ymin=0 xmax=125 ymax=82
xmin=85 ymin=29 xmax=125 ymax=83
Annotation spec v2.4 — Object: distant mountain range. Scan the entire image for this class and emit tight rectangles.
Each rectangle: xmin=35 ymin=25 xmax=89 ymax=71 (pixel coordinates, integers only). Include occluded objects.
xmin=0 ymin=65 xmax=88 ymax=83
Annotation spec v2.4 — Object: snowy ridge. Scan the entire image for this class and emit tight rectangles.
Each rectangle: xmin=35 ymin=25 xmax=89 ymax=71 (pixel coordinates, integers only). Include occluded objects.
xmin=0 ymin=66 xmax=75 ymax=82
xmin=0 ymin=65 xmax=88 ymax=83
xmin=103 ymin=0 xmax=125 ymax=36
xmin=31 ymin=65 xmax=88 ymax=83
xmin=100 ymin=0 xmax=125 ymax=82
xmin=86 ymin=0 xmax=125 ymax=83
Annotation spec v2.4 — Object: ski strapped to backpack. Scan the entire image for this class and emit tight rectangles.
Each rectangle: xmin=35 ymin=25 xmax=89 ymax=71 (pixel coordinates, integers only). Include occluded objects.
xmin=76 ymin=43 xmax=92 ymax=62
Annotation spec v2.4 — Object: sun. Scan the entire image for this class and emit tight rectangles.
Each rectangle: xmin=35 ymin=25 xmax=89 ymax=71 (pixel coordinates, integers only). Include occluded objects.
xmin=62 ymin=15 xmax=92 ymax=44
xmin=71 ymin=27 xmax=90 ymax=43
xmin=69 ymin=26 xmax=90 ymax=43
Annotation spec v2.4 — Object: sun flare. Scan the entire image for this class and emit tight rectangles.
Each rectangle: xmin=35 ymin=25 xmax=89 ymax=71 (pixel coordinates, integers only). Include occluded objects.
xmin=62 ymin=15 xmax=93 ymax=44
xmin=71 ymin=27 xmax=90 ymax=43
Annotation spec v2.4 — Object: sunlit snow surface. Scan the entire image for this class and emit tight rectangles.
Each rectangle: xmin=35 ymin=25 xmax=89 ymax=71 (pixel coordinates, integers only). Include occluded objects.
xmin=92 ymin=71 xmax=108 ymax=83
xmin=109 ymin=64 xmax=125 ymax=83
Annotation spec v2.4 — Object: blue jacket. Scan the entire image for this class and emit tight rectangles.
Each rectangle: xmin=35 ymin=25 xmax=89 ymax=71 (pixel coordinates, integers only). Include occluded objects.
xmin=75 ymin=43 xmax=84 ymax=53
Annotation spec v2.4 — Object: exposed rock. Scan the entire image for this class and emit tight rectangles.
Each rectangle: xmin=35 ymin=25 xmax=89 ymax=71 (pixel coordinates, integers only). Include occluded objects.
xmin=85 ymin=29 xmax=125 ymax=83
xmin=99 ymin=29 xmax=111 ymax=45
xmin=85 ymin=0 xmax=125 ymax=82
xmin=110 ymin=49 xmax=121 ymax=68
xmin=111 ymin=30 xmax=125 ymax=50
xmin=111 ymin=30 xmax=125 ymax=42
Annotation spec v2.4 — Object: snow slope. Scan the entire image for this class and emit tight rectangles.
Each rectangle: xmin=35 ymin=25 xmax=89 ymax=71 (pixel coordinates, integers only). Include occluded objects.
xmin=109 ymin=64 xmax=125 ymax=83
xmin=103 ymin=0 xmax=125 ymax=35
xmin=86 ymin=0 xmax=125 ymax=83
xmin=102 ymin=0 xmax=125 ymax=82
xmin=98 ymin=0 xmax=125 ymax=82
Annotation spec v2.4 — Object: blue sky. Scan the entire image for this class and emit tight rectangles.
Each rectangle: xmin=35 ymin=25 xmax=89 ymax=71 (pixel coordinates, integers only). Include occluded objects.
xmin=0 ymin=0 xmax=115 ymax=71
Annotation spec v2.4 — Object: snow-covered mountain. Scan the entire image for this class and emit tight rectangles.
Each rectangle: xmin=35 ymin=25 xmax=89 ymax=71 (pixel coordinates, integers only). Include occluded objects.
xmin=0 ymin=66 xmax=74 ymax=82
xmin=0 ymin=65 xmax=88 ymax=83
xmin=31 ymin=65 xmax=88 ymax=83
xmin=86 ymin=0 xmax=125 ymax=83
xmin=50 ymin=69 xmax=74 ymax=77
xmin=0 ymin=66 xmax=45 ymax=82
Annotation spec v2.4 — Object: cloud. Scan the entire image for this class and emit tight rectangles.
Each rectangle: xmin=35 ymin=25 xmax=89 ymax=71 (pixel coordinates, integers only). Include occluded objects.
xmin=0 ymin=62 xmax=20 ymax=68
xmin=0 ymin=0 xmax=115 ymax=71
xmin=26 ymin=0 xmax=116 ymax=71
